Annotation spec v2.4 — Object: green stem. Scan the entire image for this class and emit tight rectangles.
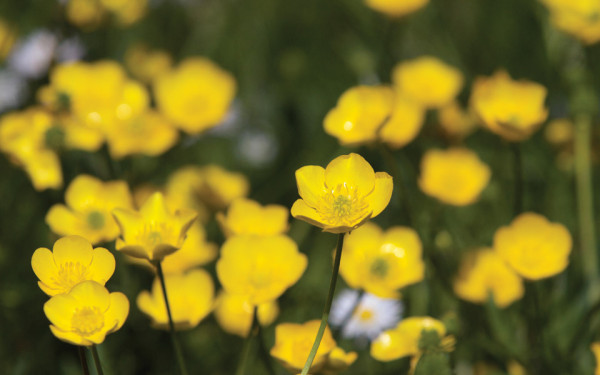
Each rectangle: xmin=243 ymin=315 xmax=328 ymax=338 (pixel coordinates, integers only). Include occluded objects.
xmin=235 ymin=307 xmax=259 ymax=375
xmin=78 ymin=346 xmax=90 ymax=375
xmin=156 ymin=261 xmax=189 ymax=375
xmin=257 ymin=315 xmax=276 ymax=375
xmin=90 ymin=345 xmax=104 ymax=375
xmin=300 ymin=233 xmax=345 ymax=375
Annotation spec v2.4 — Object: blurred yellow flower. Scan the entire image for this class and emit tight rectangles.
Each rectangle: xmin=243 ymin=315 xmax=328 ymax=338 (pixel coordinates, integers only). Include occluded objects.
xmin=125 ymin=44 xmax=173 ymax=83
xmin=438 ymin=101 xmax=478 ymax=139
xmin=371 ymin=317 xmax=447 ymax=361
xmin=392 ymin=56 xmax=463 ymax=108
xmin=545 ymin=118 xmax=574 ymax=146
xmin=100 ymin=0 xmax=147 ymax=26
xmin=0 ymin=19 xmax=17 ymax=60
xmin=154 ymin=57 xmax=237 ymax=134
xmin=291 ymin=153 xmax=393 ymax=233
xmin=321 ymin=347 xmax=358 ymax=375
xmin=494 ymin=212 xmax=572 ymax=280
xmin=137 ymin=269 xmax=214 ymax=330
xmin=541 ymin=0 xmax=600 ymax=44
xmin=163 ymin=166 xmax=209 ymax=222
xmin=44 ymin=280 xmax=128 ymax=346
xmin=507 ymin=360 xmax=527 ymax=375
xmin=364 ymin=0 xmax=429 ymax=17
xmin=46 ymin=175 xmax=134 ymax=244
xmin=217 ymin=198 xmax=289 ymax=237
xmin=195 ymin=165 xmax=251 ymax=210
xmin=591 ymin=342 xmax=600 ymax=375
xmin=378 ymin=94 xmax=425 ymax=149
xmin=453 ymin=248 xmax=524 ymax=308
xmin=323 ymin=85 xmax=393 ymax=146
xmin=217 ymin=235 xmax=307 ymax=305
xmin=112 ymin=192 xmax=197 ymax=261
xmin=66 ymin=0 xmax=106 ymax=30
xmin=339 ymin=222 xmax=424 ymax=298
xmin=419 ymin=148 xmax=491 ymax=206
xmin=214 ymin=291 xmax=279 ymax=337
xmin=32 ymin=236 xmax=115 ymax=296
xmin=470 ymin=70 xmax=548 ymax=141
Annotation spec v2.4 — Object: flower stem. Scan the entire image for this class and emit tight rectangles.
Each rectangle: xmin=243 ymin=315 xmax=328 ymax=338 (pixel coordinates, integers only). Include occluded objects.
xmin=156 ymin=261 xmax=189 ymax=375
xmin=90 ymin=345 xmax=104 ymax=375
xmin=257 ymin=317 xmax=276 ymax=375
xmin=78 ymin=346 xmax=90 ymax=375
xmin=235 ymin=307 xmax=259 ymax=375
xmin=300 ymin=233 xmax=345 ymax=375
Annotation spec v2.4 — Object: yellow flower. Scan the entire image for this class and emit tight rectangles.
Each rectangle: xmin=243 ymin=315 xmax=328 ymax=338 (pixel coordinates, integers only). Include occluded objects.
xmin=100 ymin=0 xmax=147 ymax=26
xmin=364 ymin=0 xmax=429 ymax=17
xmin=46 ymin=175 xmax=134 ymax=244
xmin=378 ymin=94 xmax=425 ymax=149
xmin=371 ymin=317 xmax=447 ymax=361
xmin=470 ymin=70 xmax=548 ymax=141
xmin=112 ymin=192 xmax=197 ymax=261
xmin=323 ymin=85 xmax=393 ymax=146
xmin=125 ymin=44 xmax=173 ymax=83
xmin=339 ymin=222 xmax=424 ymax=298
xmin=392 ymin=56 xmax=464 ymax=108
xmin=0 ymin=19 xmax=17 ymax=60
xmin=541 ymin=0 xmax=600 ymax=44
xmin=32 ymin=236 xmax=115 ymax=296
xmin=291 ymin=153 xmax=393 ymax=233
xmin=507 ymin=360 xmax=527 ymax=375
xmin=196 ymin=165 xmax=251 ymax=210
xmin=163 ymin=166 xmax=209 ymax=222
xmin=418 ymin=148 xmax=491 ymax=206
xmin=214 ymin=292 xmax=279 ymax=337
xmin=137 ymin=269 xmax=214 ymax=330
xmin=321 ymin=347 xmax=358 ymax=375
xmin=438 ymin=101 xmax=478 ymax=139
xmin=154 ymin=57 xmax=237 ymax=134
xmin=493 ymin=212 xmax=572 ymax=280
xmin=591 ymin=342 xmax=600 ymax=375
xmin=545 ymin=118 xmax=574 ymax=146
xmin=453 ymin=248 xmax=524 ymax=308
xmin=66 ymin=0 xmax=106 ymax=30
xmin=44 ymin=280 xmax=129 ymax=346
xmin=217 ymin=235 xmax=307 ymax=305
xmin=217 ymin=198 xmax=289 ymax=237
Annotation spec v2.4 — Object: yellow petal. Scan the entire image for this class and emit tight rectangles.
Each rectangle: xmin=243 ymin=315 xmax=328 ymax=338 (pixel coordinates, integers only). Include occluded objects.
xmin=68 ymin=280 xmax=111 ymax=310
xmin=49 ymin=325 xmax=89 ymax=346
xmin=65 ymin=175 xmax=102 ymax=212
xmin=44 ymin=294 xmax=78 ymax=330
xmin=31 ymin=248 xmax=59 ymax=293
xmin=295 ymin=165 xmax=326 ymax=208
xmin=104 ymin=292 xmax=129 ymax=332
xmin=52 ymin=235 xmax=94 ymax=266
xmin=87 ymin=247 xmax=116 ymax=284
xmin=366 ymin=172 xmax=393 ymax=218
xmin=325 ymin=153 xmax=375 ymax=193
xmin=45 ymin=205 xmax=82 ymax=237
xmin=290 ymin=199 xmax=326 ymax=229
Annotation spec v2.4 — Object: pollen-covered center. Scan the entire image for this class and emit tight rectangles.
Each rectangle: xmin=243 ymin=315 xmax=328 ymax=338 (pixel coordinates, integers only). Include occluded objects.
xmin=354 ymin=307 xmax=375 ymax=323
xmin=370 ymin=258 xmax=389 ymax=279
xmin=318 ymin=184 xmax=370 ymax=226
xmin=87 ymin=211 xmax=105 ymax=230
xmin=71 ymin=306 xmax=104 ymax=336
xmin=53 ymin=261 xmax=88 ymax=293
xmin=136 ymin=221 xmax=176 ymax=247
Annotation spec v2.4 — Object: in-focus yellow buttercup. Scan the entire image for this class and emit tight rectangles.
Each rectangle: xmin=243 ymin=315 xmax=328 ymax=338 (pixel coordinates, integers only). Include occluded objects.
xmin=340 ymin=222 xmax=425 ymax=298
xmin=493 ymin=212 xmax=572 ymax=280
xmin=137 ymin=269 xmax=214 ymax=330
xmin=0 ymin=19 xmax=17 ymax=60
xmin=46 ymin=175 xmax=134 ymax=244
xmin=291 ymin=153 xmax=393 ymax=233
xmin=419 ymin=148 xmax=491 ymax=206
xmin=217 ymin=235 xmax=307 ymax=305
xmin=154 ymin=57 xmax=236 ymax=134
xmin=323 ymin=85 xmax=393 ymax=146
xmin=454 ymin=248 xmax=524 ymax=308
xmin=470 ymin=70 xmax=548 ymax=141
xmin=112 ymin=192 xmax=197 ymax=261
xmin=541 ymin=0 xmax=600 ymax=45
xmin=217 ymin=198 xmax=289 ymax=237
xmin=44 ymin=280 xmax=129 ymax=346
xmin=378 ymin=94 xmax=425 ymax=149
xmin=125 ymin=44 xmax=173 ymax=83
xmin=214 ymin=292 xmax=279 ymax=337
xmin=32 ymin=236 xmax=115 ymax=296
xmin=370 ymin=317 xmax=447 ymax=361
xmin=438 ymin=101 xmax=478 ymax=139
xmin=365 ymin=0 xmax=429 ymax=17
xmin=392 ymin=56 xmax=463 ymax=108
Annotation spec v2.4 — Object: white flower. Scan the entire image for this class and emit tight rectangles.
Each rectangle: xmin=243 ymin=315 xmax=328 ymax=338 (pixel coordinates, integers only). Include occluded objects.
xmin=0 ymin=70 xmax=28 ymax=113
xmin=330 ymin=289 xmax=402 ymax=340
xmin=8 ymin=29 xmax=57 ymax=79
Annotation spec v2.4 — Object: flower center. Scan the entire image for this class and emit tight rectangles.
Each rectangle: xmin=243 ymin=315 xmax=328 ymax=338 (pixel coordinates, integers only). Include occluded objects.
xmin=136 ymin=222 xmax=174 ymax=247
xmin=87 ymin=211 xmax=105 ymax=230
xmin=318 ymin=184 xmax=370 ymax=227
xmin=71 ymin=306 xmax=104 ymax=336
xmin=53 ymin=261 xmax=88 ymax=293
xmin=370 ymin=258 xmax=389 ymax=279
xmin=355 ymin=308 xmax=374 ymax=323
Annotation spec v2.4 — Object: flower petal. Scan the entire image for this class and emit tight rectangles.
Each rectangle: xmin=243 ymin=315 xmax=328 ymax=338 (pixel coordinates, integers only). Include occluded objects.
xmin=68 ymin=281 xmax=111 ymax=310
xmin=325 ymin=153 xmax=375 ymax=193
xmin=104 ymin=292 xmax=129 ymax=332
xmin=52 ymin=235 xmax=94 ymax=266
xmin=295 ymin=166 xmax=326 ymax=208
xmin=44 ymin=294 xmax=78 ymax=330
xmin=65 ymin=175 xmax=102 ymax=212
xmin=49 ymin=325 xmax=89 ymax=346
xmin=290 ymin=199 xmax=325 ymax=229
xmin=45 ymin=205 xmax=82 ymax=238
xmin=31 ymin=247 xmax=59 ymax=293
xmin=87 ymin=247 xmax=116 ymax=285
xmin=365 ymin=172 xmax=393 ymax=218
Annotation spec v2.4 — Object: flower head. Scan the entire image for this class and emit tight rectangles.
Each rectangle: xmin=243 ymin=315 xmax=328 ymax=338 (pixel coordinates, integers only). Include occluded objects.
xmin=291 ymin=153 xmax=393 ymax=233
xmin=217 ymin=235 xmax=307 ymax=305
xmin=195 ymin=165 xmax=250 ymax=210
xmin=112 ymin=192 xmax=197 ymax=261
xmin=591 ymin=342 xmax=600 ymax=375
xmin=214 ymin=291 xmax=279 ymax=337
xmin=217 ymin=198 xmax=289 ymax=237
xmin=418 ymin=148 xmax=491 ymax=206
xmin=364 ymin=0 xmax=429 ymax=17
xmin=378 ymin=94 xmax=425 ymax=149
xmin=44 ymin=280 xmax=129 ymax=346
xmin=438 ymin=101 xmax=478 ymax=139
xmin=125 ymin=44 xmax=172 ymax=84
xmin=32 ymin=236 xmax=115 ymax=296
xmin=541 ymin=0 xmax=600 ymax=44
xmin=137 ymin=269 xmax=214 ymax=330
xmin=493 ymin=212 xmax=572 ymax=280
xmin=453 ymin=248 xmax=524 ymax=308
xmin=470 ymin=70 xmax=548 ymax=141
xmin=339 ymin=222 xmax=424 ymax=298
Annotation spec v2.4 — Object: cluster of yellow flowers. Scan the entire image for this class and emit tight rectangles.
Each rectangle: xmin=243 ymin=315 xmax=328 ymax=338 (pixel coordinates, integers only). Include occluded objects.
xmin=65 ymin=0 xmax=148 ymax=30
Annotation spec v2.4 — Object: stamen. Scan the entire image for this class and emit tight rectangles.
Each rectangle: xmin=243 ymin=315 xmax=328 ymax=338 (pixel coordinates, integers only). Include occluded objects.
xmin=71 ymin=306 xmax=104 ymax=336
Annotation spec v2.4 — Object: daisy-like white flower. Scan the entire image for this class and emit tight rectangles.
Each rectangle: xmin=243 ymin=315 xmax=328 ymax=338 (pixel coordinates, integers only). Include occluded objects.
xmin=330 ymin=289 xmax=402 ymax=341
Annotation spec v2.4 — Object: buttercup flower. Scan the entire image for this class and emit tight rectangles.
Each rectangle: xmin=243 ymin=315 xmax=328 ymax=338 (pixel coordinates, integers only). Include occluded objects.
xmin=44 ymin=280 xmax=129 ymax=346
xmin=541 ymin=0 xmax=600 ymax=44
xmin=419 ymin=148 xmax=491 ymax=206
xmin=137 ymin=269 xmax=214 ymax=330
xmin=470 ymin=70 xmax=548 ymax=141
xmin=438 ymin=101 xmax=478 ymax=139
xmin=545 ymin=118 xmax=574 ymax=146
xmin=0 ymin=19 xmax=17 ymax=60
xmin=214 ymin=291 xmax=279 ymax=337
xmin=378 ymin=94 xmax=425 ymax=148
xmin=321 ymin=347 xmax=358 ymax=375
xmin=195 ymin=165 xmax=250 ymax=210
xmin=392 ymin=56 xmax=464 ymax=108
xmin=591 ymin=342 xmax=600 ymax=375
xmin=291 ymin=153 xmax=393 ymax=233
xmin=163 ymin=166 xmax=209 ymax=222
xmin=125 ymin=43 xmax=173 ymax=83
xmin=32 ymin=235 xmax=115 ymax=296
xmin=339 ymin=222 xmax=424 ymax=298
xmin=217 ymin=198 xmax=289 ymax=237
xmin=99 ymin=0 xmax=147 ymax=26
xmin=66 ymin=0 xmax=106 ymax=30
xmin=112 ymin=192 xmax=198 ymax=261
xmin=46 ymin=175 xmax=134 ymax=244
xmin=154 ymin=57 xmax=237 ymax=134
xmin=217 ymin=235 xmax=307 ymax=305
xmin=370 ymin=317 xmax=447 ymax=361
xmin=323 ymin=85 xmax=393 ymax=146
xmin=493 ymin=212 xmax=572 ymax=280
xmin=364 ymin=0 xmax=429 ymax=17
xmin=453 ymin=248 xmax=524 ymax=308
